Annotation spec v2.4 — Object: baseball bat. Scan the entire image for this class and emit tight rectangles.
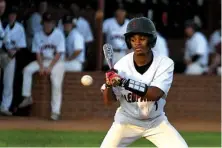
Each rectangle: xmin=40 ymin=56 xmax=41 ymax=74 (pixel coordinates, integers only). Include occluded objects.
xmin=103 ymin=43 xmax=114 ymax=69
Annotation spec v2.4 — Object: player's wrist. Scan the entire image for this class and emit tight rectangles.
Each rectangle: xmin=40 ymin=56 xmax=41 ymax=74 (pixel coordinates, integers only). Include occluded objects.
xmin=105 ymin=83 xmax=112 ymax=88
xmin=121 ymin=78 xmax=148 ymax=97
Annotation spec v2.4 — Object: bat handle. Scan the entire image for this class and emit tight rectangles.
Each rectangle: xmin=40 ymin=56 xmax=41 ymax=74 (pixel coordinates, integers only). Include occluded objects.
xmin=107 ymin=59 xmax=113 ymax=70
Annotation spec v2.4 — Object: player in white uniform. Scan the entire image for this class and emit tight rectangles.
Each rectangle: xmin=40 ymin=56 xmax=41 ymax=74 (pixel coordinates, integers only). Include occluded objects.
xmin=152 ymin=32 xmax=169 ymax=57
xmin=0 ymin=0 xmax=6 ymax=75
xmin=18 ymin=12 xmax=65 ymax=121
xmin=26 ymin=0 xmax=48 ymax=48
xmin=183 ymin=20 xmax=209 ymax=75
xmin=0 ymin=6 xmax=27 ymax=115
xmin=57 ymin=5 xmax=94 ymax=45
xmin=62 ymin=15 xmax=85 ymax=71
xmin=103 ymin=5 xmax=129 ymax=67
xmin=100 ymin=17 xmax=188 ymax=148
xmin=207 ymin=23 xmax=221 ymax=75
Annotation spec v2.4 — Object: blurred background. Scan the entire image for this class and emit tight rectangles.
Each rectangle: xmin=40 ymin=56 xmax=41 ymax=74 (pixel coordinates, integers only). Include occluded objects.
xmin=0 ymin=0 xmax=221 ymax=72
xmin=0 ymin=0 xmax=221 ymax=147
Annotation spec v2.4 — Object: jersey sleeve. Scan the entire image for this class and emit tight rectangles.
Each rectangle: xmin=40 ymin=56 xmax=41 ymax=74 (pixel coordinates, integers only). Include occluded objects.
xmin=194 ymin=35 xmax=207 ymax=55
xmin=102 ymin=19 xmax=109 ymax=34
xmin=73 ymin=32 xmax=84 ymax=51
xmin=56 ymin=32 xmax=65 ymax=53
xmin=209 ymin=32 xmax=220 ymax=53
xmin=31 ymin=34 xmax=40 ymax=53
xmin=16 ymin=25 xmax=27 ymax=48
xmin=150 ymin=58 xmax=174 ymax=98
xmin=83 ymin=21 xmax=94 ymax=43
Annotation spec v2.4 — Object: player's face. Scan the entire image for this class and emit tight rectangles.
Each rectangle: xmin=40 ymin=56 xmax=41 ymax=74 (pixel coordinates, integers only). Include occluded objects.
xmin=43 ymin=21 xmax=54 ymax=33
xmin=9 ymin=13 xmax=17 ymax=23
xmin=64 ymin=23 xmax=73 ymax=32
xmin=130 ymin=34 xmax=149 ymax=55
xmin=184 ymin=27 xmax=194 ymax=37
xmin=115 ymin=9 xmax=126 ymax=21
xmin=0 ymin=1 xmax=6 ymax=16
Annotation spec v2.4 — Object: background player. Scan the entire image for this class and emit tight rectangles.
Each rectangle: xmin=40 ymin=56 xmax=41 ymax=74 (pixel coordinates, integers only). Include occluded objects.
xmin=100 ymin=17 xmax=188 ymax=148
xmin=102 ymin=4 xmax=129 ymax=69
xmin=152 ymin=32 xmax=169 ymax=57
xmin=183 ymin=20 xmax=209 ymax=75
xmin=62 ymin=15 xmax=85 ymax=72
xmin=18 ymin=12 xmax=65 ymax=121
xmin=0 ymin=6 xmax=27 ymax=115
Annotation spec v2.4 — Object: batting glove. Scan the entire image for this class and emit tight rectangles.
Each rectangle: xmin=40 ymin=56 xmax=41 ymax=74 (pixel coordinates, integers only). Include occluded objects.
xmin=105 ymin=69 xmax=122 ymax=88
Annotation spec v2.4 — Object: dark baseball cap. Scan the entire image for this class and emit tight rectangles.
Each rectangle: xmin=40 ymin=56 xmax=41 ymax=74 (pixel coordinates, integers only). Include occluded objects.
xmin=115 ymin=3 xmax=126 ymax=11
xmin=8 ymin=6 xmax=18 ymax=14
xmin=62 ymin=15 xmax=74 ymax=24
xmin=42 ymin=12 xmax=54 ymax=21
xmin=184 ymin=19 xmax=197 ymax=28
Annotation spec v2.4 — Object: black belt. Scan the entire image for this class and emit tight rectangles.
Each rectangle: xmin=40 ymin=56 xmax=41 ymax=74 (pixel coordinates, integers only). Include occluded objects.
xmin=113 ymin=49 xmax=122 ymax=52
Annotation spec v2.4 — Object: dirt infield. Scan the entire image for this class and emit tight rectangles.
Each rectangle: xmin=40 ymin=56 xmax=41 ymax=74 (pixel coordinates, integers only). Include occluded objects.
xmin=0 ymin=116 xmax=220 ymax=132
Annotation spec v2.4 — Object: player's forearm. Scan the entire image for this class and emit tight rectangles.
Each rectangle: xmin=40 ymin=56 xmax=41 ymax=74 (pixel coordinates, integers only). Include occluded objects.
xmin=36 ymin=53 xmax=43 ymax=68
xmin=49 ymin=53 xmax=61 ymax=68
xmin=67 ymin=50 xmax=81 ymax=61
xmin=122 ymin=79 xmax=164 ymax=101
xmin=103 ymin=87 xmax=117 ymax=105
xmin=142 ymin=87 xmax=164 ymax=101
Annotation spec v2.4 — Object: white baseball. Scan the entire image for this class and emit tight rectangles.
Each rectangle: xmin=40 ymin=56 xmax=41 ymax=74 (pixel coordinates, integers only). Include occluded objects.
xmin=81 ymin=75 xmax=93 ymax=86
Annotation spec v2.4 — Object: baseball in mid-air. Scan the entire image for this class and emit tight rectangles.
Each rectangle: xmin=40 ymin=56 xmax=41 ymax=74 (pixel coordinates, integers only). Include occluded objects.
xmin=81 ymin=75 xmax=93 ymax=86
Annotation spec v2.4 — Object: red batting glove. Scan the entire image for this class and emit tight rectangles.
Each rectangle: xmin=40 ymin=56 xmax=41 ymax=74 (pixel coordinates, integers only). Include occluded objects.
xmin=105 ymin=69 xmax=122 ymax=88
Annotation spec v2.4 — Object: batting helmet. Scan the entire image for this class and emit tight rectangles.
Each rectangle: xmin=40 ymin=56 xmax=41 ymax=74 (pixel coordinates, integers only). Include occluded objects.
xmin=124 ymin=17 xmax=157 ymax=49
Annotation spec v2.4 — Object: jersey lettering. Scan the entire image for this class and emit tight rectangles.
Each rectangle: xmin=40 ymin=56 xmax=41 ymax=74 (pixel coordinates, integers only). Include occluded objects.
xmin=123 ymin=92 xmax=139 ymax=103
xmin=110 ymin=35 xmax=125 ymax=40
xmin=123 ymin=92 xmax=158 ymax=110
xmin=40 ymin=44 xmax=56 ymax=51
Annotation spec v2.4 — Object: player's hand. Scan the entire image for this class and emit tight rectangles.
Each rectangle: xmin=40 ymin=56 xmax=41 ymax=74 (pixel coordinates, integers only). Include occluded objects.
xmin=39 ymin=67 xmax=45 ymax=76
xmin=105 ymin=69 xmax=122 ymax=87
xmin=7 ymin=50 xmax=16 ymax=58
xmin=45 ymin=66 xmax=52 ymax=75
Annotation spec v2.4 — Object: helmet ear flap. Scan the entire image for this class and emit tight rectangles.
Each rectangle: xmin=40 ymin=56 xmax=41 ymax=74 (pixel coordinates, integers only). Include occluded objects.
xmin=149 ymin=36 xmax=157 ymax=48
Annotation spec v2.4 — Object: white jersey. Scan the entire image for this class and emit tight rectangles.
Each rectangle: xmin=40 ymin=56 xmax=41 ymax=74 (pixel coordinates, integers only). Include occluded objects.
xmin=0 ymin=20 xmax=5 ymax=48
xmin=65 ymin=28 xmax=85 ymax=63
xmin=58 ymin=17 xmax=94 ymax=43
xmin=4 ymin=22 xmax=27 ymax=50
xmin=209 ymin=30 xmax=221 ymax=53
xmin=26 ymin=12 xmax=42 ymax=36
xmin=184 ymin=32 xmax=209 ymax=66
xmin=103 ymin=17 xmax=129 ymax=50
xmin=110 ymin=52 xmax=174 ymax=128
xmin=152 ymin=33 xmax=169 ymax=57
xmin=32 ymin=28 xmax=65 ymax=59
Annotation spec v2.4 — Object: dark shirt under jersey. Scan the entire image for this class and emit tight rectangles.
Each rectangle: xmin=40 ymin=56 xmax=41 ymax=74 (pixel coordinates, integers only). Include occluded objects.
xmin=133 ymin=53 xmax=153 ymax=74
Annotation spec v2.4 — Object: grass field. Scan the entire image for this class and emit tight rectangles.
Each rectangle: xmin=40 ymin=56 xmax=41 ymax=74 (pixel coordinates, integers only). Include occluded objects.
xmin=0 ymin=130 xmax=220 ymax=147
